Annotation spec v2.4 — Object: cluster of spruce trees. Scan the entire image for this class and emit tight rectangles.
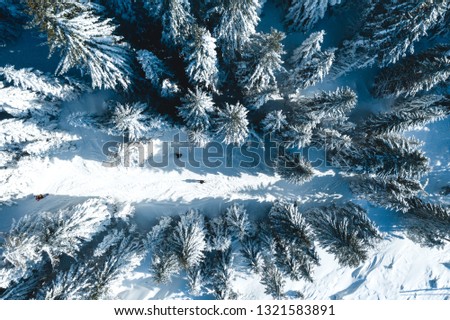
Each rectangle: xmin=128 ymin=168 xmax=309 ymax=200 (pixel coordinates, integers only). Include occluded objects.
xmin=0 ymin=0 xmax=449 ymax=299
xmin=0 ymin=200 xmax=380 ymax=300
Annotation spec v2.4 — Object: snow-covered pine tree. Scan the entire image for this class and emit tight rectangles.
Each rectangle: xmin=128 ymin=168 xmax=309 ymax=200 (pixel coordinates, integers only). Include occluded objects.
xmin=353 ymin=134 xmax=429 ymax=180
xmin=360 ymin=95 xmax=450 ymax=135
xmin=88 ymin=229 xmax=146 ymax=299
xmin=187 ymin=129 xmax=211 ymax=147
xmin=36 ymin=264 xmax=91 ymax=300
xmin=286 ymin=0 xmax=343 ymax=31
xmin=290 ymin=87 xmax=357 ymax=121
xmin=0 ymin=118 xmax=78 ymax=165
xmin=260 ymin=261 xmax=285 ymax=300
xmin=281 ymin=121 xmax=316 ymax=149
xmin=110 ymin=102 xmax=150 ymax=141
xmin=278 ymin=88 xmax=356 ymax=149
xmin=275 ymin=153 xmax=315 ymax=185
xmin=224 ymin=203 xmax=252 ymax=241
xmin=206 ymin=216 xmax=232 ymax=252
xmin=26 ymin=0 xmax=133 ymax=90
xmin=147 ymin=216 xmax=180 ymax=284
xmin=373 ymin=44 xmax=450 ymax=98
xmin=215 ymin=102 xmax=249 ymax=145
xmin=258 ymin=223 xmax=280 ymax=261
xmin=150 ymin=254 xmax=180 ymax=284
xmin=209 ymin=248 xmax=237 ymax=300
xmin=178 ymin=88 xmax=215 ymax=132
xmin=349 ymin=175 xmax=424 ymax=212
xmin=0 ymin=83 xmax=59 ymax=120
xmin=333 ymin=0 xmax=448 ymax=76
xmin=237 ymin=29 xmax=286 ymax=109
xmin=261 ymin=110 xmax=288 ymax=136
xmin=0 ymin=199 xmax=117 ymax=290
xmin=307 ymin=202 xmax=380 ymax=267
xmin=432 ymin=7 xmax=450 ymax=39
xmin=288 ymin=30 xmax=335 ymax=90
xmin=0 ymin=65 xmax=83 ymax=101
xmin=171 ymin=209 xmax=207 ymax=270
xmin=311 ymin=127 xmax=353 ymax=166
xmin=184 ymin=25 xmax=219 ymax=92
xmin=0 ymin=263 xmax=51 ymax=300
xmin=3 ymin=199 xmax=114 ymax=268
xmin=240 ymin=236 xmax=264 ymax=274
xmin=159 ymin=0 xmax=195 ymax=47
xmin=267 ymin=201 xmax=319 ymax=281
xmin=187 ymin=266 xmax=203 ymax=296
xmin=0 ymin=64 xmax=88 ymax=121
xmin=269 ymin=202 xmax=313 ymax=245
xmin=137 ymin=49 xmax=174 ymax=90
xmin=316 ymin=215 xmax=367 ymax=267
xmin=69 ymin=102 xmax=169 ymax=141
xmin=213 ymin=0 xmax=261 ymax=61
xmin=36 ymin=224 xmax=145 ymax=300
xmin=403 ymin=198 xmax=450 ymax=248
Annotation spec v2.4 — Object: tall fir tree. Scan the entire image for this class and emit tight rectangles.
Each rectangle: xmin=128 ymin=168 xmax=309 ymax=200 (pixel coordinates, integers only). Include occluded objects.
xmin=160 ymin=0 xmax=195 ymax=47
xmin=209 ymin=248 xmax=237 ymax=300
xmin=171 ymin=209 xmax=207 ymax=270
xmin=110 ymin=102 xmax=151 ymax=141
xmin=147 ymin=217 xmax=180 ymax=284
xmin=348 ymin=175 xmax=424 ymax=212
xmin=261 ymin=110 xmax=288 ymax=136
xmin=275 ymin=153 xmax=315 ymax=185
xmin=184 ymin=25 xmax=219 ymax=92
xmin=237 ymin=29 xmax=286 ymax=109
xmin=333 ymin=0 xmax=448 ymax=76
xmin=178 ymin=88 xmax=215 ymax=132
xmin=307 ymin=202 xmax=380 ymax=267
xmin=240 ymin=236 xmax=264 ymax=274
xmin=350 ymin=134 xmax=429 ymax=180
xmin=136 ymin=50 xmax=174 ymax=91
xmin=213 ymin=0 xmax=261 ymax=61
xmin=288 ymin=31 xmax=335 ymax=90
xmin=289 ymin=87 xmax=357 ymax=121
xmin=215 ymin=102 xmax=249 ymax=145
xmin=0 ymin=65 xmax=82 ymax=101
xmin=224 ymin=203 xmax=252 ymax=241
xmin=87 ymin=229 xmax=146 ymax=299
xmin=360 ymin=95 xmax=450 ymax=135
xmin=403 ymin=198 xmax=450 ymax=248
xmin=26 ymin=0 xmax=133 ymax=90
xmin=267 ymin=201 xmax=319 ymax=281
xmin=373 ymin=44 xmax=450 ymax=98
xmin=286 ymin=0 xmax=343 ymax=31
xmin=0 ymin=199 xmax=121 ymax=289
xmin=260 ymin=262 xmax=285 ymax=300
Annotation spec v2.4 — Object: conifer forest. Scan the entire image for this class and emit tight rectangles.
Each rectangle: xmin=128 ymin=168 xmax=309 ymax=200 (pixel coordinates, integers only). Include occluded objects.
xmin=0 ymin=0 xmax=449 ymax=300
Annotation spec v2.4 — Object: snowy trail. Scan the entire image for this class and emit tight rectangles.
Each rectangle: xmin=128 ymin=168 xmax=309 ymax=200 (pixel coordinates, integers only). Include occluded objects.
xmin=8 ymin=155 xmax=281 ymax=203
xmin=6 ymin=148 xmax=344 ymax=205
